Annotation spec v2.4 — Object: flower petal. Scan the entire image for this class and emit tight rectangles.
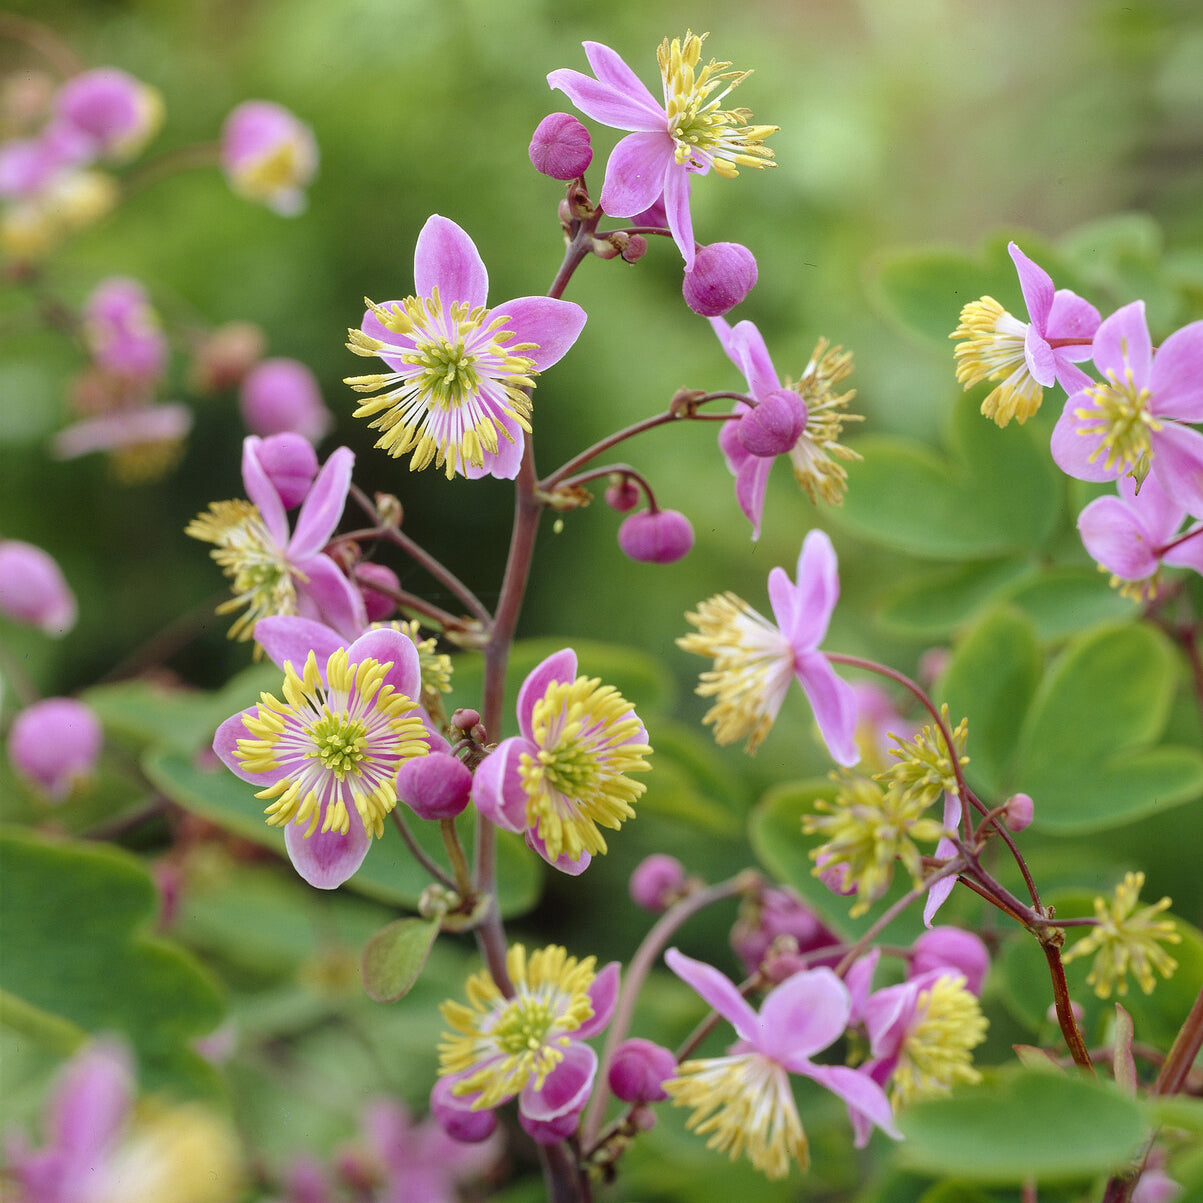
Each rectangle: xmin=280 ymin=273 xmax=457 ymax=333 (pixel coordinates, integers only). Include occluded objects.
xmin=1092 ymin=300 xmax=1151 ymax=389
xmin=413 ymin=214 xmax=488 ymax=309
xmin=294 ymin=553 xmax=367 ymax=641
xmin=781 ymin=529 xmax=839 ymax=651
xmin=470 ymin=737 xmax=531 ymax=834
xmin=599 ymin=132 xmax=674 ymax=219
xmin=664 ymin=948 xmax=759 ymax=1042
xmin=795 ymin=651 xmax=860 ymax=767
xmin=547 ymin=57 xmax=664 ymax=132
xmin=346 ymin=626 xmax=422 ymax=700
xmin=577 ymin=961 xmax=620 ymax=1038
xmin=806 ymin=1063 xmax=900 ymax=1140
xmin=732 ymin=453 xmax=772 ymax=539
xmin=463 ymin=412 xmax=525 ymax=481
xmin=214 ymin=707 xmax=280 ymax=786
xmin=1009 ymin=242 xmax=1053 ymax=330
xmin=289 ymin=446 xmax=353 ymax=560
xmin=1078 ymin=495 xmax=1161 ymax=581
xmin=1150 ymin=421 xmax=1203 ymax=519
xmin=1024 ymin=325 xmax=1056 ymax=388
xmin=493 ymin=296 xmax=587 ymax=373
xmin=662 ymin=159 xmax=696 ymax=270
xmin=255 ymin=614 xmax=346 ymax=670
xmin=1149 ymin=319 xmax=1203 ymax=422
xmin=519 ymin=1043 xmax=597 ymax=1122
xmin=1045 ymin=290 xmax=1101 ymax=348
xmin=1050 ymin=394 xmax=1117 ymax=482
xmin=285 ymin=818 xmax=371 ymax=889
xmin=759 ymin=966 xmax=850 ymax=1062
xmin=241 ymin=435 xmax=288 ymax=547
xmin=526 ymin=827 xmax=591 ymax=875
xmin=516 ymin=648 xmax=577 ymax=738
xmin=49 ymin=1041 xmax=132 ymax=1163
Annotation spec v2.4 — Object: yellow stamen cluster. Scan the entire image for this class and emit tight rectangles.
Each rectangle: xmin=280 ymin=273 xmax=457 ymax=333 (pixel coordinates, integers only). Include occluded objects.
xmin=518 ymin=675 xmax=652 ymax=862
xmin=665 ymin=1052 xmax=806 ymax=1179
xmin=439 ymin=944 xmax=597 ymax=1109
xmin=891 ymin=974 xmax=988 ymax=1108
xmin=394 ymin=618 xmax=454 ymax=725
xmin=677 ymin=592 xmax=795 ymax=753
xmin=804 ymin=771 xmax=947 ymax=917
xmin=951 ymin=297 xmax=1043 ymax=426
xmin=235 ymin=648 xmax=428 ymax=838
xmin=878 ymin=707 xmax=969 ymax=811
xmin=657 ymin=32 xmax=776 ymax=176
xmin=1073 ymin=368 xmax=1160 ymax=487
xmin=1062 ymin=871 xmax=1180 ymax=998
xmin=787 ymin=338 xmax=863 ymax=505
xmin=186 ymin=499 xmax=294 ymax=644
xmin=345 ymin=290 xmax=536 ymax=479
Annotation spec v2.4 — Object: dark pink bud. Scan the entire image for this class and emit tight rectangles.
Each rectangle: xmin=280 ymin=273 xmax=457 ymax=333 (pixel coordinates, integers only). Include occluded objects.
xmin=681 ymin=242 xmax=758 ymax=317
xmin=429 ymin=1079 xmax=497 ymax=1143
xmin=0 ymin=539 xmax=77 ymax=635
xmin=604 ymin=476 xmax=641 ymax=513
xmin=239 ymin=357 xmax=332 ymax=442
xmin=451 ymin=708 xmax=481 ymax=732
xmin=629 ymin=854 xmax=686 ymax=911
xmin=737 ymin=389 xmax=807 ymax=457
xmin=397 ymin=752 xmax=472 ymax=820
xmin=617 ymin=509 xmax=693 ymax=564
xmin=253 ymin=432 xmax=318 ymax=508
xmin=621 ymin=234 xmax=649 ymax=263
xmin=528 ymin=113 xmax=592 ymax=180
xmin=355 ymin=561 xmax=400 ymax=622
xmin=910 ymin=927 xmax=991 ymax=996
xmin=1003 ymin=792 xmax=1034 ymax=832
xmin=8 ymin=697 xmax=102 ymax=801
xmin=608 ymin=1038 xmax=676 ymax=1103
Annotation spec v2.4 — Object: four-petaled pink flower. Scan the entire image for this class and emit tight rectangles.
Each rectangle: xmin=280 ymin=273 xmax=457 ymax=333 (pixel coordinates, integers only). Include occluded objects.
xmin=548 ymin=34 xmax=776 ymax=271
xmin=1051 ymin=301 xmax=1203 ymax=517
xmin=663 ymin=948 xmax=898 ymax=1178
xmin=345 ymin=215 xmax=586 ymax=480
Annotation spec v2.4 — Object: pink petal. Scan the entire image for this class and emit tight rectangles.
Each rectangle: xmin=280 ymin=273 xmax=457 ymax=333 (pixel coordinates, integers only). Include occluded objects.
xmin=1150 ymin=421 xmax=1203 ymax=519
xmin=1163 ymin=524 xmax=1203 ymax=574
xmin=1092 ymin=301 xmax=1151 ymax=389
xmin=1008 ymin=242 xmax=1053 ymax=330
xmin=782 ymin=530 xmax=840 ymax=651
xmin=863 ymin=979 xmax=920 ymax=1060
xmin=1050 ymin=394 xmax=1118 ymax=482
xmin=723 ymin=319 xmax=780 ymax=400
xmin=922 ymin=842 xmax=958 ymax=928
xmin=1024 ymin=325 xmax=1056 ymax=388
xmin=1149 ymin=319 xmax=1203 ymax=422
xmin=1078 ymin=495 xmax=1161 ymax=581
xmin=241 ymin=436 xmax=288 ymax=547
xmin=50 ymin=1041 xmax=132 ymax=1162
xmin=598 ymin=132 xmax=674 ymax=218
xmin=1118 ymin=472 xmax=1189 ymax=542
xmin=547 ymin=62 xmax=663 ymax=132
xmin=795 ymin=651 xmax=860 ymax=767
xmin=213 ymin=707 xmax=281 ymax=786
xmin=519 ymin=1042 xmax=597 ymax=1122
xmin=845 ymin=949 xmax=881 ymax=1026
xmin=516 ymin=648 xmax=578 ymax=738
xmin=582 ymin=42 xmax=664 ymax=121
xmin=664 ymin=948 xmax=759 ymax=1042
xmin=759 ymin=967 xmax=850 ymax=1062
xmin=732 ymin=454 xmax=772 ymax=539
xmin=413 ymin=214 xmax=488 ymax=310
xmin=661 ymin=160 xmax=696 ymax=270
xmin=346 ymin=627 xmax=422 ymax=699
xmin=577 ymin=961 xmax=620 ymax=1038
xmin=255 ymin=614 xmax=346 ymax=670
xmin=1045 ymin=291 xmax=1101 ymax=347
xmin=1051 ymin=355 xmax=1095 ymax=393
xmin=285 ymin=818 xmax=371 ymax=888
xmin=526 ymin=827 xmax=591 ymax=875
xmin=294 ymin=554 xmax=367 ymax=641
xmin=289 ymin=446 xmax=353 ymax=559
xmin=493 ymin=296 xmax=587 ymax=373
xmin=470 ymin=737 xmax=531 ymax=833
xmin=806 ymin=1063 xmax=900 ymax=1140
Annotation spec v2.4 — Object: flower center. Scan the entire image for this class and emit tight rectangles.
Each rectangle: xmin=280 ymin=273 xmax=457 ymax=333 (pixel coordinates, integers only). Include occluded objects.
xmin=491 ymin=995 xmax=556 ymax=1056
xmin=892 ymin=975 xmax=987 ymax=1108
xmin=1074 ymin=368 xmax=1159 ymax=484
xmin=306 ymin=711 xmax=368 ymax=777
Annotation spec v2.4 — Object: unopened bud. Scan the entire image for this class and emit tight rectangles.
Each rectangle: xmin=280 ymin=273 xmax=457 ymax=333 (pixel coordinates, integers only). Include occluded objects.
xmin=397 ymin=752 xmax=473 ymax=821
xmin=737 ymin=389 xmax=807 ymax=457
xmin=253 ymin=432 xmax=318 ymax=508
xmin=1004 ymin=792 xmax=1034 ymax=832
xmin=629 ymin=854 xmax=686 ymax=911
xmin=621 ymin=234 xmax=648 ymax=263
xmin=608 ymin=1038 xmax=676 ymax=1103
xmin=617 ymin=509 xmax=693 ymax=564
xmin=910 ymin=927 xmax=990 ymax=996
xmin=8 ymin=697 xmax=102 ymax=801
xmin=604 ymin=475 xmax=641 ymax=513
xmin=528 ymin=112 xmax=592 ymax=180
xmin=0 ymin=539 xmax=77 ymax=635
xmin=590 ymin=236 xmax=621 ymax=260
xmin=355 ymin=561 xmax=400 ymax=621
xmin=239 ymin=357 xmax=333 ymax=442
xmin=451 ymin=708 xmax=481 ymax=732
xmin=682 ymin=241 xmax=757 ymax=317
xmin=375 ymin=492 xmax=403 ymax=528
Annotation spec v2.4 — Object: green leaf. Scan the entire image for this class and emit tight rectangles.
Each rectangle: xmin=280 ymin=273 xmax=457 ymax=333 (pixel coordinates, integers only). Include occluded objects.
xmin=938 ymin=606 xmax=1042 ymax=797
xmin=361 ymin=917 xmax=440 ymax=1003
xmin=835 ymin=394 xmax=1060 ymax=560
xmin=1014 ymin=623 xmax=1203 ymax=832
xmin=0 ymin=829 xmax=225 ymax=1097
xmin=999 ymin=567 xmax=1139 ymax=641
xmin=896 ymin=1069 xmax=1147 ymax=1181
xmin=876 ymin=559 xmax=1030 ymax=639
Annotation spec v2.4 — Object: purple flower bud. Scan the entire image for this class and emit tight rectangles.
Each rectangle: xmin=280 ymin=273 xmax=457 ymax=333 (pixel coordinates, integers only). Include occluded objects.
xmin=617 ymin=509 xmax=693 ymax=564
xmin=221 ymin=100 xmax=318 ymax=216
xmin=429 ymin=1079 xmax=497 ymax=1143
xmin=55 ymin=68 xmax=163 ymax=162
xmin=608 ymin=1038 xmax=676 ymax=1103
xmin=239 ymin=357 xmax=332 ymax=442
xmin=528 ymin=113 xmax=592 ymax=180
xmin=909 ymin=927 xmax=990 ymax=997
xmin=397 ymin=752 xmax=473 ymax=820
xmin=0 ymin=539 xmax=77 ymax=635
xmin=736 ymin=389 xmax=807 ymax=458
xmin=681 ymin=242 xmax=758 ymax=317
xmin=1004 ymin=792 xmax=1034 ymax=832
xmin=83 ymin=277 xmax=167 ymax=382
xmin=629 ymin=854 xmax=686 ymax=911
xmin=8 ymin=697 xmax=102 ymax=801
xmin=604 ymin=476 xmax=641 ymax=513
xmin=252 ymin=432 xmax=318 ymax=508
xmin=451 ymin=708 xmax=481 ymax=732
xmin=355 ymin=561 xmax=400 ymax=622
xmin=622 ymin=234 xmax=649 ymax=263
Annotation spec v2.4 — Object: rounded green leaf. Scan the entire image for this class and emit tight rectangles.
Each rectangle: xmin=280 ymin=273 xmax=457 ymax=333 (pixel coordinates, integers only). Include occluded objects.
xmin=361 ymin=917 xmax=440 ymax=1003
xmin=876 ymin=559 xmax=1029 ymax=640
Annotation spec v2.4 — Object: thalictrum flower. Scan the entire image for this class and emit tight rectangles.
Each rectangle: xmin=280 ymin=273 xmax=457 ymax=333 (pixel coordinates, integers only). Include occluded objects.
xmin=0 ymin=538 xmax=77 ymax=635
xmin=678 ymin=529 xmax=859 ymax=763
xmin=548 ymin=33 xmax=776 ymax=270
xmin=951 ymin=241 xmax=1099 ymax=426
xmin=345 ymin=214 xmax=586 ymax=480
xmin=1051 ymin=301 xmax=1203 ymax=516
xmin=220 ymin=100 xmax=318 ymax=216
xmin=471 ymin=648 xmax=652 ymax=874
xmin=187 ymin=437 xmax=365 ymax=646
xmin=55 ymin=68 xmax=164 ymax=163
xmin=710 ymin=317 xmax=861 ymax=539
xmin=51 ymin=401 xmax=193 ymax=483
xmin=7 ymin=697 xmax=103 ymax=802
xmin=663 ymin=949 xmax=898 ymax=1179
xmin=213 ymin=622 xmax=431 ymax=888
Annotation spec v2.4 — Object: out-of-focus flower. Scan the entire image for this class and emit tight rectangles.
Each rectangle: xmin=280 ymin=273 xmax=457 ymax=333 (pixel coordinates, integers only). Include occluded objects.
xmin=1062 ymin=872 xmax=1181 ymax=998
xmin=55 ymin=68 xmax=164 ymax=162
xmin=213 ymin=624 xmax=431 ymax=888
xmin=0 ymin=539 xmax=77 ymax=635
xmin=711 ymin=318 xmax=861 ymax=538
xmin=528 ymin=112 xmax=592 ymax=179
xmin=1077 ymin=473 xmax=1203 ymax=601
xmin=608 ymin=1038 xmax=676 ymax=1104
xmin=354 ymin=561 xmax=401 ymax=622
xmin=730 ymin=885 xmax=839 ymax=981
xmin=682 ymin=241 xmax=757 ymax=316
xmin=188 ymin=321 xmax=266 ymax=393
xmin=629 ymin=853 xmax=687 ymax=911
xmin=471 ymin=647 xmax=651 ymax=874
xmin=83 ymin=277 xmax=168 ymax=383
xmin=220 ymin=100 xmax=318 ymax=216
xmin=239 ymin=357 xmax=333 ymax=443
xmin=617 ymin=508 xmax=694 ymax=563
xmin=346 ymin=215 xmax=586 ymax=480
xmin=187 ymin=438 xmax=365 ymax=645
xmin=549 ymin=33 xmax=776 ymax=270
xmin=679 ymin=529 xmax=859 ymax=763
xmin=849 ymin=681 xmax=918 ymax=774
xmin=1051 ymin=302 xmax=1203 ymax=517
xmin=438 ymin=945 xmax=618 ymax=1129
xmin=51 ymin=402 xmax=193 ymax=482
xmin=663 ymin=948 xmax=898 ymax=1179
xmin=952 ymin=241 xmax=1099 ymax=426
xmin=7 ymin=697 xmax=102 ymax=800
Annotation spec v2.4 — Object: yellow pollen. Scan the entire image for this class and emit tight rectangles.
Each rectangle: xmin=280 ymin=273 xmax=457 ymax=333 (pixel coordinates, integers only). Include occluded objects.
xmin=1074 ymin=368 xmax=1159 ymax=485
xmin=950 ymin=297 xmax=1043 ymax=426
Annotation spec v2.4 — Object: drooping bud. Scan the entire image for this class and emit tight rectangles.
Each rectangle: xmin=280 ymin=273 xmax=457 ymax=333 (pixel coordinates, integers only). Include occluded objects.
xmin=1003 ymin=792 xmax=1034 ymax=832
xmin=188 ymin=321 xmax=266 ymax=393
xmin=909 ymin=926 xmax=991 ymax=997
xmin=55 ymin=68 xmax=164 ymax=162
xmin=528 ymin=112 xmax=592 ymax=180
xmin=355 ymin=561 xmax=400 ymax=621
xmin=608 ymin=1038 xmax=676 ymax=1103
xmin=617 ymin=509 xmax=693 ymax=564
xmin=736 ymin=389 xmax=807 ymax=457
xmin=682 ymin=241 xmax=757 ymax=317
xmin=629 ymin=854 xmax=686 ymax=911
xmin=397 ymin=752 xmax=473 ymax=821
xmin=239 ymin=357 xmax=332 ymax=442
xmin=251 ymin=432 xmax=318 ymax=508
xmin=604 ymin=475 xmax=640 ymax=513
xmin=8 ymin=697 xmax=103 ymax=800
xmin=220 ymin=100 xmax=318 ymax=216
xmin=0 ymin=539 xmax=77 ymax=635
xmin=429 ymin=1079 xmax=497 ymax=1143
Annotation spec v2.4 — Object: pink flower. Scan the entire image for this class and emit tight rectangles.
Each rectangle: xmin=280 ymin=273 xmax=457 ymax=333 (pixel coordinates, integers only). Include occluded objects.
xmin=220 ymin=100 xmax=318 ymax=216
xmin=345 ymin=215 xmax=586 ymax=480
xmin=7 ymin=697 xmax=102 ymax=801
xmin=239 ymin=357 xmax=333 ymax=443
xmin=921 ymin=791 xmax=964 ymax=927
xmin=1051 ymin=301 xmax=1203 ymax=517
xmin=55 ymin=68 xmax=163 ymax=162
xmin=51 ymin=402 xmax=193 ymax=481
xmin=663 ymin=949 xmax=898 ymax=1177
xmin=0 ymin=539 xmax=77 ymax=635
xmin=82 ymin=277 xmax=168 ymax=383
xmin=548 ymin=34 xmax=775 ymax=271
